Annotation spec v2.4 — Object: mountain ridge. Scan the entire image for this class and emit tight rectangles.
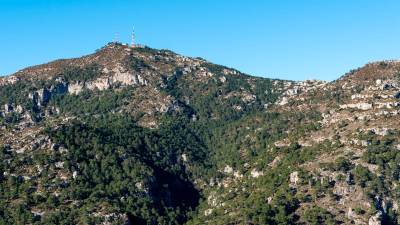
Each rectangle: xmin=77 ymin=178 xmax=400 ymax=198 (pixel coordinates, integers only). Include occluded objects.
xmin=3 ymin=42 xmax=400 ymax=86
xmin=0 ymin=43 xmax=298 ymax=84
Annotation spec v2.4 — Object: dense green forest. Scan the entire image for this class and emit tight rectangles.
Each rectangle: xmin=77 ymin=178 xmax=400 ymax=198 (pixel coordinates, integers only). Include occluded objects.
xmin=1 ymin=44 xmax=399 ymax=224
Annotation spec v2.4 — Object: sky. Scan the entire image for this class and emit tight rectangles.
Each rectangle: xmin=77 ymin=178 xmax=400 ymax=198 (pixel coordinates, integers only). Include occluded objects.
xmin=1 ymin=0 xmax=400 ymax=81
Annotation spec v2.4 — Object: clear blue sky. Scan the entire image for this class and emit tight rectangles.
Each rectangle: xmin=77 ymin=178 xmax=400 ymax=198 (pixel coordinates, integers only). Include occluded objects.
xmin=1 ymin=0 xmax=400 ymax=81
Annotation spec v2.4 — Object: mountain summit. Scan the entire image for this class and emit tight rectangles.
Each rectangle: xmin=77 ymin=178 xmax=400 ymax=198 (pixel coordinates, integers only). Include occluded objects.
xmin=1 ymin=43 xmax=400 ymax=224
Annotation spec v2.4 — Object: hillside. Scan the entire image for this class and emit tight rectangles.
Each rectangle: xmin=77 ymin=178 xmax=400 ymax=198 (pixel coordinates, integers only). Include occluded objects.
xmin=0 ymin=43 xmax=400 ymax=225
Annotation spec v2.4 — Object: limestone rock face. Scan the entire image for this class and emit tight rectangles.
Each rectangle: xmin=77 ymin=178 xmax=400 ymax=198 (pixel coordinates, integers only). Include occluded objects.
xmin=65 ymin=65 xmax=148 ymax=94
xmin=4 ymin=103 xmax=13 ymax=114
xmin=0 ymin=75 xmax=20 ymax=86
xmin=37 ymin=88 xmax=51 ymax=106
xmin=340 ymin=102 xmax=373 ymax=110
xmin=290 ymin=171 xmax=299 ymax=185
xmin=111 ymin=64 xmax=138 ymax=85
xmin=68 ymin=82 xmax=84 ymax=94
xmin=29 ymin=82 xmax=69 ymax=108
xmin=86 ymin=77 xmax=111 ymax=91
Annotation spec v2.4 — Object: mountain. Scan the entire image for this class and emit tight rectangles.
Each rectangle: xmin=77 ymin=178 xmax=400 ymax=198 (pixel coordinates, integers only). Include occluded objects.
xmin=0 ymin=43 xmax=399 ymax=225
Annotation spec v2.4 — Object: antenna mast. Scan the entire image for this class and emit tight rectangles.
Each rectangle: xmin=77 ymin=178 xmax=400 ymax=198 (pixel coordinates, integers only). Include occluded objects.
xmin=114 ymin=32 xmax=120 ymax=43
xmin=131 ymin=27 xmax=135 ymax=47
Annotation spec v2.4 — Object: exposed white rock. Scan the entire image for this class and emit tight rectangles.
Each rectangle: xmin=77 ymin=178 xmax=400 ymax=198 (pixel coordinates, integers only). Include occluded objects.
xmin=333 ymin=185 xmax=356 ymax=196
xmin=36 ymin=88 xmax=51 ymax=106
xmin=370 ymin=127 xmax=389 ymax=136
xmin=15 ymin=105 xmax=23 ymax=114
xmin=361 ymin=140 xmax=372 ymax=147
xmin=233 ymin=171 xmax=243 ymax=179
xmin=22 ymin=176 xmax=31 ymax=181
xmin=376 ymin=101 xmax=400 ymax=109
xmin=16 ymin=147 xmax=26 ymax=154
xmin=250 ymin=169 xmax=264 ymax=178
xmin=0 ymin=75 xmax=19 ymax=86
xmin=181 ymin=154 xmax=188 ymax=162
xmin=350 ymin=139 xmax=372 ymax=147
xmin=233 ymin=105 xmax=242 ymax=111
xmin=223 ymin=165 xmax=233 ymax=174
xmin=368 ymin=211 xmax=382 ymax=225
xmin=86 ymin=77 xmax=111 ymax=91
xmin=347 ymin=207 xmax=354 ymax=219
xmin=158 ymin=100 xmax=180 ymax=113
xmin=208 ymin=178 xmax=216 ymax=187
xmin=102 ymin=67 xmax=110 ymax=73
xmin=394 ymin=201 xmax=399 ymax=211
xmin=290 ymin=171 xmax=299 ymax=185
xmin=269 ymin=156 xmax=282 ymax=167
xmin=207 ymin=192 xmax=218 ymax=207
xmin=135 ymin=182 xmax=144 ymax=190
xmin=68 ymin=82 xmax=84 ymax=94
xmin=111 ymin=66 xmax=137 ymax=85
xmin=3 ymin=104 xmax=12 ymax=114
xmin=59 ymin=147 xmax=68 ymax=153
xmin=137 ymin=74 xmax=147 ymax=85
xmin=55 ymin=162 xmax=64 ymax=168
xmin=298 ymin=140 xmax=312 ymax=147
xmin=219 ymin=76 xmax=226 ymax=83
xmin=340 ymin=102 xmax=373 ymax=110
xmin=285 ymin=88 xmax=300 ymax=96
xmin=31 ymin=210 xmax=45 ymax=217
xmin=181 ymin=67 xmax=192 ymax=75
xmin=241 ymin=93 xmax=256 ymax=103
xmin=278 ymin=97 xmax=289 ymax=106
xmin=351 ymin=94 xmax=372 ymax=100
xmin=36 ymin=165 xmax=43 ymax=174
xmin=204 ymin=209 xmax=213 ymax=216
xmin=222 ymin=68 xmax=237 ymax=75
